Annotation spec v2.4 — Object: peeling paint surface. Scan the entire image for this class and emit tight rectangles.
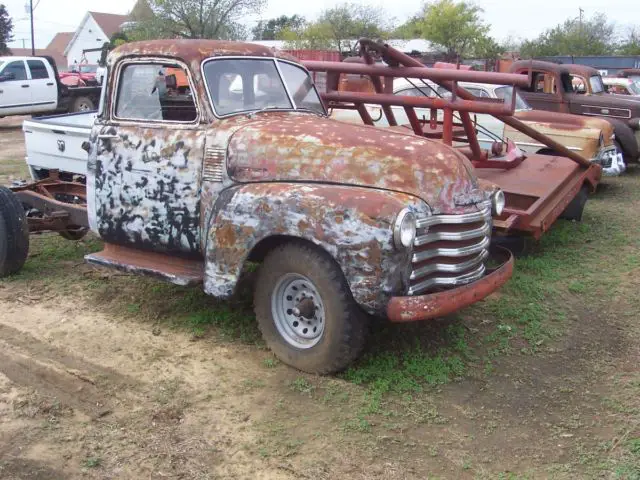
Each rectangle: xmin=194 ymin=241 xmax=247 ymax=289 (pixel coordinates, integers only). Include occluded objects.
xmin=94 ymin=124 xmax=205 ymax=254
xmin=222 ymin=112 xmax=489 ymax=215
xmin=204 ymin=182 xmax=429 ymax=314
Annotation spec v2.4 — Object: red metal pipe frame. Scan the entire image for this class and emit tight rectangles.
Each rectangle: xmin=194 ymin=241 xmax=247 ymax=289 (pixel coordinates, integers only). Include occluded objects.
xmin=303 ymin=60 xmax=531 ymax=88
xmin=355 ymin=40 xmax=593 ymax=170
xmin=322 ymin=91 xmax=518 ymax=116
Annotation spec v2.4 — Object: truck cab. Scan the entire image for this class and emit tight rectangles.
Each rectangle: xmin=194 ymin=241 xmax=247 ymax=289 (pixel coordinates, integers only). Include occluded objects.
xmin=0 ymin=56 xmax=58 ymax=116
xmin=4 ymin=40 xmax=513 ymax=374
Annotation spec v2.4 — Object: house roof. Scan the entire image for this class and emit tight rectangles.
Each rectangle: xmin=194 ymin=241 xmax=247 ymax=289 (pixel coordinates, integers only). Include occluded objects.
xmin=64 ymin=11 xmax=129 ymax=56
xmin=8 ymin=48 xmax=68 ymax=71
xmin=46 ymin=32 xmax=73 ymax=53
xmin=89 ymin=12 xmax=129 ymax=38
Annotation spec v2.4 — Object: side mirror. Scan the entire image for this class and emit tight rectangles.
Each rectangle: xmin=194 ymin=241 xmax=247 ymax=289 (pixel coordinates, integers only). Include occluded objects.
xmin=0 ymin=72 xmax=15 ymax=82
xmin=81 ymin=141 xmax=91 ymax=153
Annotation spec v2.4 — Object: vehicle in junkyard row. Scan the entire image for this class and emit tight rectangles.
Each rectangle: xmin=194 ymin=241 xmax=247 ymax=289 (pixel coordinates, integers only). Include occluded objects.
xmin=510 ymin=60 xmax=640 ymax=165
xmin=1 ymin=39 xmax=514 ymax=374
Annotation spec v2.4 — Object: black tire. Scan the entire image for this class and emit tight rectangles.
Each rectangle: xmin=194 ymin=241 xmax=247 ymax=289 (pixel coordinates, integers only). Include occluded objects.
xmin=254 ymin=241 xmax=368 ymax=374
xmin=560 ymin=185 xmax=589 ymax=222
xmin=71 ymin=96 xmax=95 ymax=113
xmin=0 ymin=186 xmax=29 ymax=277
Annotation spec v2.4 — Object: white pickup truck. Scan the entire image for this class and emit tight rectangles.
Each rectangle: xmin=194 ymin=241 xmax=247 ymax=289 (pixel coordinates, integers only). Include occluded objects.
xmin=0 ymin=56 xmax=101 ymax=117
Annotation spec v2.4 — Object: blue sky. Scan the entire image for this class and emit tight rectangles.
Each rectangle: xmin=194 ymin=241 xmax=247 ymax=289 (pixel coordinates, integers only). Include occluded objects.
xmin=3 ymin=0 xmax=637 ymax=49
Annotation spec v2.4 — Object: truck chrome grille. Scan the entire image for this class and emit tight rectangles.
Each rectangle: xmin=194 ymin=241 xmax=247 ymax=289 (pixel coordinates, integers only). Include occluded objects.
xmin=409 ymin=207 xmax=492 ymax=295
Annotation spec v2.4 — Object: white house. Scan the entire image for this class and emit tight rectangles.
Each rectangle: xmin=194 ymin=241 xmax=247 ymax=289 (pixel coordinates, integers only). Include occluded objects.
xmin=64 ymin=12 xmax=129 ymax=68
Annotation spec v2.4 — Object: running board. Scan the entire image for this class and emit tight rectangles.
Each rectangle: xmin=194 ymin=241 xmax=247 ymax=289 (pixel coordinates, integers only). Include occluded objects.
xmin=85 ymin=243 xmax=204 ymax=286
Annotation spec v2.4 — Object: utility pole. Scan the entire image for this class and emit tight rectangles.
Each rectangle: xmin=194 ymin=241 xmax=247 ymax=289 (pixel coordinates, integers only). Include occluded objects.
xmin=579 ymin=7 xmax=584 ymax=32
xmin=29 ymin=0 xmax=34 ymax=55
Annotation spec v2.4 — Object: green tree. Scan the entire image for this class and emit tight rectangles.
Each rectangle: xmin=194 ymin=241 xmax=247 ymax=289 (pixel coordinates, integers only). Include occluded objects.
xmin=398 ymin=0 xmax=489 ymax=60
xmin=618 ymin=27 xmax=640 ymax=55
xmin=252 ymin=15 xmax=305 ymax=40
xmin=131 ymin=0 xmax=265 ymax=41
xmin=282 ymin=3 xmax=391 ymax=52
xmin=0 ymin=4 xmax=13 ymax=55
xmin=520 ymin=13 xmax=615 ymax=57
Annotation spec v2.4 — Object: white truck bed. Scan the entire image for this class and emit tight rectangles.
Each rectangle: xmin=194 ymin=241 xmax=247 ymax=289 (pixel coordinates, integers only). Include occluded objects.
xmin=23 ymin=112 xmax=95 ymax=180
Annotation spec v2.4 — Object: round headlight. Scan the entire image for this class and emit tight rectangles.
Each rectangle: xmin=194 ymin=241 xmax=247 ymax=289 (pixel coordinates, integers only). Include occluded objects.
xmin=492 ymin=190 xmax=505 ymax=216
xmin=393 ymin=209 xmax=416 ymax=249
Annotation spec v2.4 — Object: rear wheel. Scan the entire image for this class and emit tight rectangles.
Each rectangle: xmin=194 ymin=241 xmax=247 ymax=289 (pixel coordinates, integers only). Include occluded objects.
xmin=560 ymin=185 xmax=589 ymax=222
xmin=0 ymin=187 xmax=29 ymax=277
xmin=254 ymin=242 xmax=368 ymax=374
xmin=71 ymin=96 xmax=95 ymax=112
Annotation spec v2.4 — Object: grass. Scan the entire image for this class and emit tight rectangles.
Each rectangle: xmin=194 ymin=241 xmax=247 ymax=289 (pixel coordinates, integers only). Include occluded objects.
xmin=82 ymin=457 xmax=101 ymax=468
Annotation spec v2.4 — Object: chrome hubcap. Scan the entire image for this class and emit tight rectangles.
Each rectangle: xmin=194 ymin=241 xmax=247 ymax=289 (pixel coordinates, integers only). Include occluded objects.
xmin=272 ymin=274 xmax=325 ymax=349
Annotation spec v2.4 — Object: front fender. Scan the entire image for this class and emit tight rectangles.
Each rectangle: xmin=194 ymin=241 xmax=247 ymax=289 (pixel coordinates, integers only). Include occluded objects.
xmin=203 ymin=182 xmax=429 ymax=314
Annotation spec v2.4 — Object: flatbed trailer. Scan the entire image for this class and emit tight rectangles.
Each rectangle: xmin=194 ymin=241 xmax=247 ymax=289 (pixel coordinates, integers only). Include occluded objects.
xmin=303 ymin=40 xmax=602 ymax=239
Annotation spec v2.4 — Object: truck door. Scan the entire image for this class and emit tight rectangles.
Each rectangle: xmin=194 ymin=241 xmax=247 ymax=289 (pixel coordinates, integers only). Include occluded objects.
xmin=26 ymin=59 xmax=58 ymax=113
xmin=91 ymin=60 xmax=205 ymax=254
xmin=0 ymin=60 xmax=33 ymax=115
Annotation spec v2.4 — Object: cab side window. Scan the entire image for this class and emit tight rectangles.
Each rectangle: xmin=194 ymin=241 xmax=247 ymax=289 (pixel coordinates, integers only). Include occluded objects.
xmin=27 ymin=60 xmax=50 ymax=79
xmin=114 ymin=63 xmax=197 ymax=122
xmin=530 ymin=72 xmax=557 ymax=94
xmin=2 ymin=61 xmax=27 ymax=81
xmin=564 ymin=74 xmax=587 ymax=94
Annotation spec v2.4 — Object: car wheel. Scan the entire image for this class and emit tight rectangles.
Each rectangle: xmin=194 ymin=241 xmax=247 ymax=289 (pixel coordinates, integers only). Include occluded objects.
xmin=71 ymin=96 xmax=95 ymax=112
xmin=0 ymin=186 xmax=29 ymax=277
xmin=254 ymin=241 xmax=368 ymax=374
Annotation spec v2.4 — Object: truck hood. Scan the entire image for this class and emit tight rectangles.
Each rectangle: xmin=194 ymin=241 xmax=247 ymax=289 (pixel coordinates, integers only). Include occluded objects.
xmin=515 ymin=109 xmax=614 ymax=140
xmin=222 ymin=113 xmax=487 ymax=214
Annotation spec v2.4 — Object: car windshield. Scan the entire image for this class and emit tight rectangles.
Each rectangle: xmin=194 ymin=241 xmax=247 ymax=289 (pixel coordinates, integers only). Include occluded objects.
xmin=590 ymin=75 xmax=605 ymax=94
xmin=628 ymin=82 xmax=640 ymax=95
xmin=494 ymin=86 xmax=531 ymax=111
xmin=80 ymin=65 xmax=97 ymax=73
xmin=203 ymin=58 xmax=325 ymax=117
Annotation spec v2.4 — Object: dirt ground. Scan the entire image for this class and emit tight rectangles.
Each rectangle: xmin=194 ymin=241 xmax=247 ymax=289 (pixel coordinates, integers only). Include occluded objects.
xmin=1 ymin=117 xmax=639 ymax=479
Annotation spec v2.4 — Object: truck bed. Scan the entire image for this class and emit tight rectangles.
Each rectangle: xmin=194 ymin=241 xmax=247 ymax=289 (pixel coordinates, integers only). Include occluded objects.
xmin=23 ymin=112 xmax=95 ymax=179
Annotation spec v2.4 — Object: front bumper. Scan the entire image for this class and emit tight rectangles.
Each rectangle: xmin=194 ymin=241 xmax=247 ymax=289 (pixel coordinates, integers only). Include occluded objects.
xmin=593 ymin=146 xmax=625 ymax=176
xmin=386 ymin=247 xmax=514 ymax=323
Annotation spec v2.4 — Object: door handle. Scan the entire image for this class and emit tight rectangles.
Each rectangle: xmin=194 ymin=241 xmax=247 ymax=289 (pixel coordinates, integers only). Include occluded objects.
xmin=21 ymin=84 xmax=29 ymax=88
xmin=47 ymin=82 xmax=54 ymax=86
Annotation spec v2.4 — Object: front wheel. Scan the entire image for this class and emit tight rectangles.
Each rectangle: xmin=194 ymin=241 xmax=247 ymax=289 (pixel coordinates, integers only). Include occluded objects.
xmin=254 ymin=242 xmax=368 ymax=374
xmin=0 ymin=186 xmax=30 ymax=277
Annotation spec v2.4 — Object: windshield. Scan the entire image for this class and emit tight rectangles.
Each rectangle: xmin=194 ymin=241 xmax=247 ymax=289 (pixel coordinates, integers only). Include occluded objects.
xmin=628 ymin=82 xmax=640 ymax=95
xmin=590 ymin=75 xmax=605 ymax=94
xmin=80 ymin=65 xmax=97 ymax=73
xmin=203 ymin=58 xmax=324 ymax=117
xmin=494 ymin=86 xmax=531 ymax=111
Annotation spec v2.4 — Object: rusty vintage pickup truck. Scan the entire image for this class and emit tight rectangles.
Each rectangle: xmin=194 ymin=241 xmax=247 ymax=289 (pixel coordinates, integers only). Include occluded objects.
xmin=510 ymin=60 xmax=640 ymax=164
xmin=0 ymin=40 xmax=513 ymax=373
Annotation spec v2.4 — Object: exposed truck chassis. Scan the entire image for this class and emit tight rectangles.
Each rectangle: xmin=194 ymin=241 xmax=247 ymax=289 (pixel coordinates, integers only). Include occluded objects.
xmin=303 ymin=40 xmax=603 ymax=239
